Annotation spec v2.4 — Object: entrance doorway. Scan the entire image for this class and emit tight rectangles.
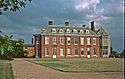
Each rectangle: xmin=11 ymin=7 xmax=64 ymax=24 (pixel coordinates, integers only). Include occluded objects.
xmin=53 ymin=48 xmax=56 ymax=58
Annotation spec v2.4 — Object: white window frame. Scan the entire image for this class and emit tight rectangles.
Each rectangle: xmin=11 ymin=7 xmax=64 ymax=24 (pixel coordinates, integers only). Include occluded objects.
xmin=94 ymin=48 xmax=96 ymax=56
xmin=80 ymin=37 xmax=84 ymax=45
xmin=52 ymin=29 xmax=56 ymax=33
xmin=66 ymin=29 xmax=70 ymax=33
xmin=87 ymin=48 xmax=90 ymax=55
xmin=75 ymin=48 xmax=78 ymax=56
xmin=53 ymin=37 xmax=56 ymax=44
xmin=60 ymin=48 xmax=64 ymax=56
xmin=87 ymin=37 xmax=90 ymax=45
xmin=73 ymin=29 xmax=77 ymax=33
xmin=59 ymin=29 xmax=63 ymax=33
xmin=86 ymin=30 xmax=89 ymax=34
xmin=45 ymin=36 xmax=49 ymax=44
xmin=80 ymin=29 xmax=83 ymax=34
xmin=60 ymin=37 xmax=64 ymax=44
xmin=67 ymin=37 xmax=71 ymax=45
xmin=53 ymin=48 xmax=56 ymax=55
xmin=93 ymin=37 xmax=96 ymax=45
xmin=81 ymin=48 xmax=84 ymax=56
xmin=67 ymin=48 xmax=71 ymax=56
xmin=45 ymin=48 xmax=49 ymax=56
xmin=74 ymin=37 xmax=78 ymax=45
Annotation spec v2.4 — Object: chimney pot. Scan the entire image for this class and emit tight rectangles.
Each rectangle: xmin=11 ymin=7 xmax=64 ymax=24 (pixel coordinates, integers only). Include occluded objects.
xmin=91 ymin=21 xmax=95 ymax=31
xmin=82 ymin=25 xmax=85 ymax=27
xmin=65 ymin=22 xmax=70 ymax=26
xmin=48 ymin=20 xmax=53 ymax=25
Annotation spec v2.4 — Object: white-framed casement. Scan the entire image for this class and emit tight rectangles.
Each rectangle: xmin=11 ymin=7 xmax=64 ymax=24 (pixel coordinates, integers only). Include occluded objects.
xmin=93 ymin=48 xmax=97 ymax=57
xmin=81 ymin=48 xmax=84 ymax=56
xmin=87 ymin=48 xmax=90 ymax=58
xmin=80 ymin=37 xmax=84 ymax=45
xmin=60 ymin=37 xmax=64 ymax=45
xmin=73 ymin=29 xmax=77 ymax=33
xmin=67 ymin=48 xmax=71 ymax=56
xmin=45 ymin=36 xmax=49 ymax=44
xmin=87 ymin=37 xmax=90 ymax=45
xmin=52 ymin=37 xmax=56 ymax=44
xmin=45 ymin=48 xmax=49 ymax=57
xmin=59 ymin=29 xmax=63 ymax=33
xmin=60 ymin=48 xmax=64 ymax=56
xmin=67 ymin=37 xmax=71 ymax=45
xmin=66 ymin=29 xmax=70 ymax=33
xmin=74 ymin=48 xmax=78 ymax=56
xmin=74 ymin=37 xmax=78 ymax=45
xmin=80 ymin=29 xmax=83 ymax=34
xmin=86 ymin=30 xmax=89 ymax=34
xmin=52 ymin=29 xmax=56 ymax=33
xmin=52 ymin=48 xmax=56 ymax=58
xmin=93 ymin=37 xmax=96 ymax=45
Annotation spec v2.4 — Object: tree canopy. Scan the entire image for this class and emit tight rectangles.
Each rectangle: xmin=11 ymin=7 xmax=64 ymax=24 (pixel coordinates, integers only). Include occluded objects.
xmin=0 ymin=0 xmax=32 ymax=15
xmin=0 ymin=35 xmax=24 ymax=59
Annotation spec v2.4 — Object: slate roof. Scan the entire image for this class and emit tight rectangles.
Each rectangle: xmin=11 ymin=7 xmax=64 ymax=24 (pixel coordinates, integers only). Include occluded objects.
xmin=41 ymin=25 xmax=98 ymax=36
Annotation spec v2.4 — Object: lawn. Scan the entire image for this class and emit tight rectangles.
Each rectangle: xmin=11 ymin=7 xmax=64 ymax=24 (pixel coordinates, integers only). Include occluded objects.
xmin=27 ymin=58 xmax=124 ymax=72
xmin=0 ymin=60 xmax=14 ymax=79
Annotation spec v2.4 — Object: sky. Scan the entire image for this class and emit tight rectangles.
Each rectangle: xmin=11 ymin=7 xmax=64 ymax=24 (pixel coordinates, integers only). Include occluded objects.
xmin=0 ymin=0 xmax=124 ymax=53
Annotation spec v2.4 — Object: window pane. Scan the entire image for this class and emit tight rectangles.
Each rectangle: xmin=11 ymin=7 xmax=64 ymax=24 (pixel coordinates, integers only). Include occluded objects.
xmin=81 ymin=48 xmax=84 ymax=55
xmin=87 ymin=48 xmax=90 ymax=55
xmin=53 ymin=48 xmax=56 ymax=55
xmin=80 ymin=37 xmax=84 ymax=45
xmin=60 ymin=48 xmax=64 ymax=56
xmin=45 ymin=36 xmax=49 ymax=44
xmin=45 ymin=48 xmax=49 ymax=56
xmin=60 ymin=37 xmax=64 ymax=44
xmin=74 ymin=37 xmax=78 ymax=45
xmin=67 ymin=37 xmax=71 ymax=45
xmin=87 ymin=37 xmax=90 ymax=45
xmin=53 ymin=37 xmax=56 ymax=44
xmin=67 ymin=48 xmax=71 ymax=55
xmin=94 ymin=48 xmax=96 ymax=55
xmin=75 ymin=48 xmax=78 ymax=55
xmin=93 ymin=38 xmax=96 ymax=45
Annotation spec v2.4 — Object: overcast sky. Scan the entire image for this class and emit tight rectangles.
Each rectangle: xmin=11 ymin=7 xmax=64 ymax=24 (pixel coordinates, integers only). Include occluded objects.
xmin=0 ymin=0 xmax=124 ymax=52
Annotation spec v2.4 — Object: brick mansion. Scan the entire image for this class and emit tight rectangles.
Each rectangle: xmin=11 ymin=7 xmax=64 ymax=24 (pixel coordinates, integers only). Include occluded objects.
xmin=24 ymin=21 xmax=110 ymax=58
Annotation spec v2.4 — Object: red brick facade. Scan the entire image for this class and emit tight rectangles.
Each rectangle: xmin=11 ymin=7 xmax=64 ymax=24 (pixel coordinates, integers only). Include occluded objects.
xmin=40 ymin=35 xmax=100 ymax=58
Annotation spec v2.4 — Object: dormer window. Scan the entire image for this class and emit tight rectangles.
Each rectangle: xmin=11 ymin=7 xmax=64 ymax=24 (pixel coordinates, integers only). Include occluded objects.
xmin=59 ymin=29 xmax=63 ymax=33
xmin=73 ymin=29 xmax=77 ymax=33
xmin=86 ymin=30 xmax=89 ymax=34
xmin=67 ymin=29 xmax=70 ymax=33
xmin=52 ymin=29 xmax=56 ymax=33
xmin=80 ymin=30 xmax=83 ymax=34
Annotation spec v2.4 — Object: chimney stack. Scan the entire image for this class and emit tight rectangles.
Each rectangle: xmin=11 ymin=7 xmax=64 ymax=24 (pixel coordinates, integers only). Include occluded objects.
xmin=65 ymin=22 xmax=70 ymax=26
xmin=82 ymin=25 xmax=85 ymax=27
xmin=48 ymin=20 xmax=53 ymax=25
xmin=91 ymin=21 xmax=95 ymax=31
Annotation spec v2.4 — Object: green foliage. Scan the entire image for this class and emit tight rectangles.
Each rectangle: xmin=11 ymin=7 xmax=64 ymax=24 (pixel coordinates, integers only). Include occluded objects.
xmin=0 ymin=35 xmax=24 ymax=59
xmin=120 ymin=49 xmax=124 ymax=58
xmin=0 ymin=0 xmax=32 ymax=14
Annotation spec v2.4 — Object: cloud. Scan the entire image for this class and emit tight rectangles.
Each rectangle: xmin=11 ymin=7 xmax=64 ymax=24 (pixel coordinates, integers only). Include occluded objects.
xmin=75 ymin=0 xmax=100 ymax=10
xmin=0 ymin=0 xmax=124 ymax=52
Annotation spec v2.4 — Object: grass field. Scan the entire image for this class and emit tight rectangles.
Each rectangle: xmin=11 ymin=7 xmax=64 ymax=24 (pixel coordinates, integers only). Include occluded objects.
xmin=0 ymin=60 xmax=14 ymax=79
xmin=27 ymin=58 xmax=124 ymax=72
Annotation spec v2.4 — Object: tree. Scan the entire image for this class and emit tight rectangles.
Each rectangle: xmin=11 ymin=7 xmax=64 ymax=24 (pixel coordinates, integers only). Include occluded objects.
xmin=12 ymin=38 xmax=25 ymax=57
xmin=0 ymin=0 xmax=32 ymax=15
xmin=120 ymin=49 xmax=124 ymax=58
xmin=0 ymin=35 xmax=25 ymax=59
xmin=0 ymin=35 xmax=14 ymax=59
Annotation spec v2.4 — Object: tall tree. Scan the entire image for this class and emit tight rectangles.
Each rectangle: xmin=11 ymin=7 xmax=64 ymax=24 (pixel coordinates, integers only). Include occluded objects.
xmin=0 ymin=0 xmax=32 ymax=15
